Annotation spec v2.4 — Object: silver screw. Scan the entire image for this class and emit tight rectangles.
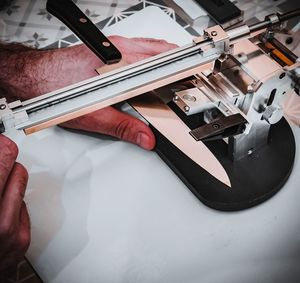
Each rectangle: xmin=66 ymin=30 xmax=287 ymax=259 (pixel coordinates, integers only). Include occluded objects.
xmin=0 ymin=104 xmax=6 ymax=110
xmin=184 ymin=106 xmax=190 ymax=113
xmin=173 ymin=95 xmax=179 ymax=102
xmin=211 ymin=31 xmax=218 ymax=36
xmin=248 ymin=149 xmax=253 ymax=155
xmin=247 ymin=84 xmax=255 ymax=93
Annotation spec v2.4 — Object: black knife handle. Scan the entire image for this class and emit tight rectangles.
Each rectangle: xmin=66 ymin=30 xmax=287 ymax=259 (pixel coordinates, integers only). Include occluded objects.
xmin=46 ymin=0 xmax=122 ymax=64
xmin=193 ymin=0 xmax=241 ymax=25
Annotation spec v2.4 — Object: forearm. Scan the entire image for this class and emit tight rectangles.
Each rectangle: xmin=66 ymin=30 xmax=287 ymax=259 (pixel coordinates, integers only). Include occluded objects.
xmin=0 ymin=43 xmax=102 ymax=102
xmin=0 ymin=43 xmax=32 ymax=101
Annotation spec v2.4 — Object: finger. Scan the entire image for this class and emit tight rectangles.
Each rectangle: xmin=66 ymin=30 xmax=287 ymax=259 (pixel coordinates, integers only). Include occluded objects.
xmin=108 ymin=35 xmax=177 ymax=56
xmin=103 ymin=107 xmax=156 ymax=150
xmin=129 ymin=37 xmax=178 ymax=54
xmin=0 ymin=253 xmax=19 ymax=273
xmin=0 ymin=163 xmax=28 ymax=226
xmin=17 ymin=202 xmax=31 ymax=255
xmin=61 ymin=106 xmax=156 ymax=150
xmin=0 ymin=203 xmax=30 ymax=272
xmin=0 ymin=135 xmax=18 ymax=197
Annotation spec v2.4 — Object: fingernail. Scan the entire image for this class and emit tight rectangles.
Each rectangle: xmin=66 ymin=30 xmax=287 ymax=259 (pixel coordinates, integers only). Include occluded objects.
xmin=136 ymin=132 xmax=150 ymax=148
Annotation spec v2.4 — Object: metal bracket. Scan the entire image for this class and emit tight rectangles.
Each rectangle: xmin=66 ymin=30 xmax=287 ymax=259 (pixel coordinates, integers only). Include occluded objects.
xmin=189 ymin=113 xmax=247 ymax=141
xmin=0 ymin=98 xmax=28 ymax=133
xmin=204 ymin=25 xmax=230 ymax=53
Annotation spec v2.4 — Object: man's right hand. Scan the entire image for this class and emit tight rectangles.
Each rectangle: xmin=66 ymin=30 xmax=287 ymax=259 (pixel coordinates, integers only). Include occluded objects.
xmin=0 ymin=135 xmax=30 ymax=271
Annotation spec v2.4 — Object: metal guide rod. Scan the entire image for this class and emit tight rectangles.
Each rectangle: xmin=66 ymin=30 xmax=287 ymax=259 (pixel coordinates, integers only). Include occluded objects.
xmin=14 ymin=41 xmax=208 ymax=114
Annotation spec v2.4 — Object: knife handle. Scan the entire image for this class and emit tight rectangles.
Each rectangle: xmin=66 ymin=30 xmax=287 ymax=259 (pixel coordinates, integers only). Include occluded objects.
xmin=46 ymin=0 xmax=122 ymax=65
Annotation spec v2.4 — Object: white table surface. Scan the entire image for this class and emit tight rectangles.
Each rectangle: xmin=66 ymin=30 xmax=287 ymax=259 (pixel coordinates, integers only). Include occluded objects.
xmin=6 ymin=6 xmax=300 ymax=283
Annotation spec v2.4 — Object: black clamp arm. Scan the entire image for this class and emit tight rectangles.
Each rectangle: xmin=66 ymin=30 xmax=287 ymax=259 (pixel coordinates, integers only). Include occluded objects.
xmin=189 ymin=113 xmax=247 ymax=142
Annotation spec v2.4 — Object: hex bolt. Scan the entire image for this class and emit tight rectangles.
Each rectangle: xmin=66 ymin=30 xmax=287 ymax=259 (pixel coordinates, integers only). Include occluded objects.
xmin=0 ymin=104 xmax=6 ymax=110
xmin=211 ymin=31 xmax=218 ymax=36
xmin=173 ymin=95 xmax=179 ymax=102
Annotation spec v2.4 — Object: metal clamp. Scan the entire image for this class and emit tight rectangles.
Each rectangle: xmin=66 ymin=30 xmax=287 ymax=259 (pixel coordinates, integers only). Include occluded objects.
xmin=0 ymin=98 xmax=28 ymax=133
xmin=203 ymin=25 xmax=230 ymax=53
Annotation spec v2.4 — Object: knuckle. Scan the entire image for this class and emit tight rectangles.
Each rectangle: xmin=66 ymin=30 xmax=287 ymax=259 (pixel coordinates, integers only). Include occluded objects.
xmin=15 ymin=162 xmax=28 ymax=192
xmin=0 ymin=135 xmax=18 ymax=158
xmin=113 ymin=119 xmax=135 ymax=140
xmin=153 ymin=39 xmax=167 ymax=43
xmin=17 ymin=232 xmax=31 ymax=254
xmin=0 ymin=221 xmax=15 ymax=239
xmin=108 ymin=35 xmax=123 ymax=42
xmin=14 ymin=163 xmax=29 ymax=183
xmin=9 ymin=163 xmax=28 ymax=199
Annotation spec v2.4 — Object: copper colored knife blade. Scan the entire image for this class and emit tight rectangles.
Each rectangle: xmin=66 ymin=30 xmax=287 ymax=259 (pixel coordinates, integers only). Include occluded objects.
xmin=130 ymin=93 xmax=231 ymax=188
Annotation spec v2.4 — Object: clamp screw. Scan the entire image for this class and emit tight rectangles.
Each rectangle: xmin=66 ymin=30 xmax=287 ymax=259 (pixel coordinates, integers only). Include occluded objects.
xmin=0 ymin=104 xmax=6 ymax=110
xmin=184 ymin=106 xmax=190 ymax=113
xmin=211 ymin=31 xmax=218 ymax=36
xmin=212 ymin=123 xmax=220 ymax=130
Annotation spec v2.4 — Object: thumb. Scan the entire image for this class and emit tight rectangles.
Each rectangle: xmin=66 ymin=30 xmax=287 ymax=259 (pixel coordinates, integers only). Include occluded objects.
xmin=17 ymin=202 xmax=31 ymax=255
xmin=61 ymin=107 xmax=156 ymax=150
xmin=108 ymin=108 xmax=156 ymax=150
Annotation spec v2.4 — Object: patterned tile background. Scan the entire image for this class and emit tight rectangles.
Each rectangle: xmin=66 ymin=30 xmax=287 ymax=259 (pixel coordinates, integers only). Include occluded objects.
xmin=0 ymin=0 xmax=140 ymax=47
xmin=0 ymin=0 xmax=299 ymax=282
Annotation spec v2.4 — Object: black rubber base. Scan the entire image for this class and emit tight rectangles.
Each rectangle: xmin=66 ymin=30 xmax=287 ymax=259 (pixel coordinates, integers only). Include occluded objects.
xmin=152 ymin=118 xmax=296 ymax=211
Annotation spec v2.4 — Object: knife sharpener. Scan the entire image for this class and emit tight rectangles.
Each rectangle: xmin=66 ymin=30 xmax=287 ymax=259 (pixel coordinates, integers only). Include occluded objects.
xmin=27 ymin=4 xmax=300 ymax=210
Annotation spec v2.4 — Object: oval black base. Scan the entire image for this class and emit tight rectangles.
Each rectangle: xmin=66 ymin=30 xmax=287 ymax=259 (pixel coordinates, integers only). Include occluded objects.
xmin=152 ymin=118 xmax=296 ymax=211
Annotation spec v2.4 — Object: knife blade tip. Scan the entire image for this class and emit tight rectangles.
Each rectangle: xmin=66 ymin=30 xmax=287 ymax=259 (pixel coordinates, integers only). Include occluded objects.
xmin=223 ymin=178 xmax=232 ymax=188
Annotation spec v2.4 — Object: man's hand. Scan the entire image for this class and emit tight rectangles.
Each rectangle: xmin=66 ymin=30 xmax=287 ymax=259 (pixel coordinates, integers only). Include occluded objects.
xmin=0 ymin=135 xmax=30 ymax=271
xmin=0 ymin=36 xmax=177 ymax=150
xmin=61 ymin=36 xmax=177 ymax=150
